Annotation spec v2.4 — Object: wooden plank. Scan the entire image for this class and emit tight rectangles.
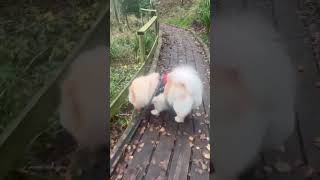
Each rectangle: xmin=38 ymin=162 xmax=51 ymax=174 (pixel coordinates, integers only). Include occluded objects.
xmin=144 ymin=112 xmax=178 ymax=180
xmin=167 ymin=116 xmax=193 ymax=180
xmin=110 ymin=111 xmax=144 ymax=174
xmin=122 ymin=113 xmax=163 ymax=180
xmin=0 ymin=6 xmax=109 ymax=180
xmin=188 ymin=32 xmax=210 ymax=179
xmin=137 ymin=16 xmax=157 ymax=35
xmin=166 ymin=30 xmax=193 ymax=179
xmin=110 ymin=116 xmax=149 ymax=179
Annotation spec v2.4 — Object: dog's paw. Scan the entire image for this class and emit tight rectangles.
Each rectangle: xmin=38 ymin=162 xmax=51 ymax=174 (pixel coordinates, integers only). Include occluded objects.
xmin=151 ymin=109 xmax=160 ymax=116
xmin=174 ymin=116 xmax=184 ymax=123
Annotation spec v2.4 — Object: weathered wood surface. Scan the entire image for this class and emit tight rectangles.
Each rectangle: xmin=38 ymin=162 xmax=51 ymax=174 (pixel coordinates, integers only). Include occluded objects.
xmin=110 ymin=24 xmax=210 ymax=179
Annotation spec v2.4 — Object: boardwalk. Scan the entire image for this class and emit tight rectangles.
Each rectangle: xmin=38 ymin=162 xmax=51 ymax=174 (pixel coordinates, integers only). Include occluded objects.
xmin=111 ymin=24 xmax=210 ymax=180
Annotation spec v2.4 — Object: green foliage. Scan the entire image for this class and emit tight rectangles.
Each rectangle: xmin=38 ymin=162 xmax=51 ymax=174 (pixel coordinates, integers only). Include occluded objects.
xmin=197 ymin=0 xmax=210 ymax=32
xmin=164 ymin=0 xmax=210 ymax=45
xmin=111 ymin=34 xmax=138 ymax=60
xmin=166 ymin=7 xmax=194 ymax=28
xmin=110 ymin=62 xmax=143 ymax=102
xmin=117 ymin=0 xmax=152 ymax=16
xmin=145 ymin=29 xmax=156 ymax=55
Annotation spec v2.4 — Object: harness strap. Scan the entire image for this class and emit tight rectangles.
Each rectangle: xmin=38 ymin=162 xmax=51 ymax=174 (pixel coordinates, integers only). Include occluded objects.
xmin=147 ymin=72 xmax=167 ymax=106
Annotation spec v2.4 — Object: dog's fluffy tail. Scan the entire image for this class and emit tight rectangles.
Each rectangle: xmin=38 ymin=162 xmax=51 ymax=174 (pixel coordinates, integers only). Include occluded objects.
xmin=169 ymin=65 xmax=203 ymax=108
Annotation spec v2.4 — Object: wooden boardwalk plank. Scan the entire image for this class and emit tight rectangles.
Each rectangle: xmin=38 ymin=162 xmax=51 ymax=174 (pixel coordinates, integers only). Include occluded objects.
xmin=167 ymin=116 xmax=193 ymax=180
xmin=144 ymin=112 xmax=178 ymax=180
xmin=122 ymin=114 xmax=163 ymax=180
xmin=188 ymin=34 xmax=210 ymax=180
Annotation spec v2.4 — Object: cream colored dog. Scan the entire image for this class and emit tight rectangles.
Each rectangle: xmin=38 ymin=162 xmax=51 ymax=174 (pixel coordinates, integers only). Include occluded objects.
xmin=128 ymin=66 xmax=203 ymax=123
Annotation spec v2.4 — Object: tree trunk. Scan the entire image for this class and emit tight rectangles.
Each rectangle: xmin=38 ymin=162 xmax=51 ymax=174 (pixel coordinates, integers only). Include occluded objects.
xmin=112 ymin=0 xmax=120 ymax=25
xmin=125 ymin=14 xmax=131 ymax=30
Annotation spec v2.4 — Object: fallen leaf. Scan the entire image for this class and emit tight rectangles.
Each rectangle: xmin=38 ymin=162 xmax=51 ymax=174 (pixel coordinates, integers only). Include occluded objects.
xmin=159 ymin=160 xmax=167 ymax=170
xmin=189 ymin=136 xmax=194 ymax=142
xmin=139 ymin=143 xmax=145 ymax=148
xmin=140 ymin=127 xmax=146 ymax=134
xmin=206 ymin=144 xmax=210 ymax=151
xmin=202 ymin=151 xmax=210 ymax=159
xmin=129 ymin=156 xmax=133 ymax=160
xmin=195 ymin=168 xmax=204 ymax=174
xmin=200 ymin=134 xmax=206 ymax=140
xmin=196 ymin=112 xmax=201 ymax=117
xmin=199 ymin=160 xmax=207 ymax=170
xmin=196 ymin=146 xmax=200 ymax=150
xmin=273 ymin=161 xmax=291 ymax=173
xmin=137 ymin=148 xmax=142 ymax=152
xmin=189 ymin=142 xmax=194 ymax=147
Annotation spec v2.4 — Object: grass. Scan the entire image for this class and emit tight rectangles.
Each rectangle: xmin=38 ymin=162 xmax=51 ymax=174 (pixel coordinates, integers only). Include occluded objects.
xmin=110 ymin=62 xmax=143 ymax=101
xmin=162 ymin=0 xmax=210 ymax=46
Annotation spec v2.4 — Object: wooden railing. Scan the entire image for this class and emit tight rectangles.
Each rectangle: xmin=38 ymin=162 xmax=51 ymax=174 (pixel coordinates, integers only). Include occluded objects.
xmin=140 ymin=8 xmax=157 ymax=25
xmin=110 ymin=10 xmax=162 ymax=174
xmin=110 ymin=11 xmax=159 ymax=117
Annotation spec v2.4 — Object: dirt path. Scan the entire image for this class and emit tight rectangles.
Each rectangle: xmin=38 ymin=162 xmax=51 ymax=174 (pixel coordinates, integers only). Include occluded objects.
xmin=111 ymin=24 xmax=210 ymax=180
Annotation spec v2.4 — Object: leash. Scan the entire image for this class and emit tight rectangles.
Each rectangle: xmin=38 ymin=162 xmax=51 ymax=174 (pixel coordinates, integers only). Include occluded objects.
xmin=146 ymin=72 xmax=168 ymax=107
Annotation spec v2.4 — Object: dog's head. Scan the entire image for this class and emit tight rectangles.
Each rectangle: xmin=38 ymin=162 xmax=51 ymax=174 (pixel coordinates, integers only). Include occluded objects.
xmin=129 ymin=72 xmax=160 ymax=111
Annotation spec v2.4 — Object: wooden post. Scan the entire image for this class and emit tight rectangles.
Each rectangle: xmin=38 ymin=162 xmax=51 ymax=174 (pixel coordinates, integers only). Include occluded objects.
xmin=140 ymin=10 xmax=144 ymax=26
xmin=155 ymin=20 xmax=159 ymax=35
xmin=138 ymin=34 xmax=145 ymax=62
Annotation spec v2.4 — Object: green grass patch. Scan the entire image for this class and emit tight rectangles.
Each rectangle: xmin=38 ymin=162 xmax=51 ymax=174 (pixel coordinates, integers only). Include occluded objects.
xmin=110 ymin=62 xmax=143 ymax=102
xmin=162 ymin=0 xmax=210 ymax=46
